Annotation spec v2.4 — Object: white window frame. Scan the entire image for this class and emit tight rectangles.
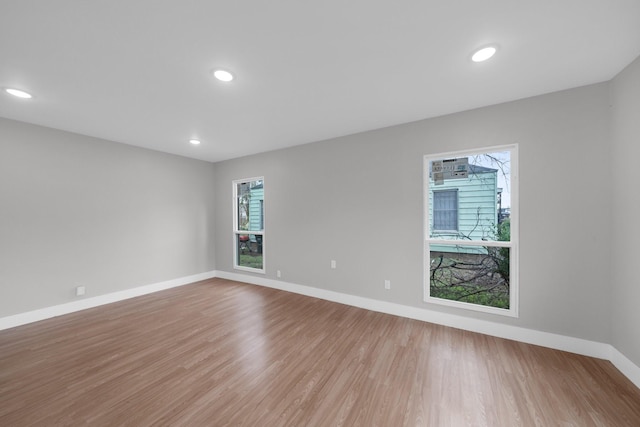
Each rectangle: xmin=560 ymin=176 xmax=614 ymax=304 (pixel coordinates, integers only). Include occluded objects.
xmin=423 ymin=145 xmax=518 ymax=317
xmin=233 ymin=176 xmax=265 ymax=274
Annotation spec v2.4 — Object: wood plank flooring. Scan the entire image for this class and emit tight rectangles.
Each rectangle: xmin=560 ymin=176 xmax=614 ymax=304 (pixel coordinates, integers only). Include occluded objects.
xmin=1 ymin=278 xmax=639 ymax=426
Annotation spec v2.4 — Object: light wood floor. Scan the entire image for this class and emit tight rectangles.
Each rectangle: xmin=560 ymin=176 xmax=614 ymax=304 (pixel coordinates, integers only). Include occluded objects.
xmin=1 ymin=278 xmax=639 ymax=426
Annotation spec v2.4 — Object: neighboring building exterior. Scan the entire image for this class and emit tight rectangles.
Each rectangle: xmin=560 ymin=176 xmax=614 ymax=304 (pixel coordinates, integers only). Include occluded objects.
xmin=248 ymin=183 xmax=264 ymax=252
xmin=248 ymin=183 xmax=264 ymax=233
xmin=428 ymin=164 xmax=498 ymax=253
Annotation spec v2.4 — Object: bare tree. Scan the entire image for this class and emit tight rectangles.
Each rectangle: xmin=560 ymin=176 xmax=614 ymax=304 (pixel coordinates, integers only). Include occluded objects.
xmin=429 ymin=218 xmax=510 ymax=308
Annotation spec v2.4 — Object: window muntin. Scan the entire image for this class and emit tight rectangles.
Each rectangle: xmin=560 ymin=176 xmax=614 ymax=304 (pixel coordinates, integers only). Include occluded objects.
xmin=424 ymin=146 xmax=518 ymax=317
xmin=233 ymin=177 xmax=265 ymax=273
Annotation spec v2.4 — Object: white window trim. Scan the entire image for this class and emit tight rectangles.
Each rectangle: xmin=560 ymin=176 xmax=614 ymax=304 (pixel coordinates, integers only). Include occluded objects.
xmin=233 ymin=176 xmax=266 ymax=274
xmin=423 ymin=144 xmax=519 ymax=317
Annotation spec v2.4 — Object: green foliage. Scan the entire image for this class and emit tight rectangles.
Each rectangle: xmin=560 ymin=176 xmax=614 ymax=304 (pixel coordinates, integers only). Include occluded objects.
xmin=490 ymin=218 xmax=510 ymax=286
xmin=239 ymin=254 xmax=263 ymax=269
xmin=497 ymin=218 xmax=510 ymax=241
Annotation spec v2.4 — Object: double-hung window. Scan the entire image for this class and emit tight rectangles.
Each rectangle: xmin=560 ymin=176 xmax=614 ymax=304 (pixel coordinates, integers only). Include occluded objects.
xmin=424 ymin=145 xmax=518 ymax=316
xmin=233 ymin=177 xmax=265 ymax=273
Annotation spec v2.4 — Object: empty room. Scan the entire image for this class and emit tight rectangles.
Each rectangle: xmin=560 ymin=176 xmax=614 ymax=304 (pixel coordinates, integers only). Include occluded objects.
xmin=2 ymin=1 xmax=640 ymax=425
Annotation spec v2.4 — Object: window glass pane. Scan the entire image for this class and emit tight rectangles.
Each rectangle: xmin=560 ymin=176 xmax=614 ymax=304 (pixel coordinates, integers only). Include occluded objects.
xmin=428 ymin=151 xmax=510 ymax=242
xmin=236 ymin=180 xmax=264 ymax=232
xmin=237 ymin=183 xmax=250 ymax=231
xmin=429 ymin=244 xmax=510 ymax=309
xmin=236 ymin=234 xmax=263 ymax=270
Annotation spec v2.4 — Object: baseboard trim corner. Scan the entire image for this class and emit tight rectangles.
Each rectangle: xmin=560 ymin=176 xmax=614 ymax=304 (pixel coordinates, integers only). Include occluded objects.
xmin=609 ymin=346 xmax=640 ymax=389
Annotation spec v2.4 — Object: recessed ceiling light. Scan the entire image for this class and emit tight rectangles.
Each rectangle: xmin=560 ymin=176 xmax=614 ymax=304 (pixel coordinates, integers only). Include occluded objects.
xmin=472 ymin=46 xmax=497 ymax=62
xmin=5 ymin=88 xmax=33 ymax=99
xmin=189 ymin=139 xmax=201 ymax=145
xmin=213 ymin=69 xmax=234 ymax=82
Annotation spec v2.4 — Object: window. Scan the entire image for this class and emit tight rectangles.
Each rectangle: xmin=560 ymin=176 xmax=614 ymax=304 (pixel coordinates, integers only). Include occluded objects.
xmin=433 ymin=190 xmax=458 ymax=231
xmin=424 ymin=145 xmax=518 ymax=316
xmin=233 ymin=177 xmax=265 ymax=273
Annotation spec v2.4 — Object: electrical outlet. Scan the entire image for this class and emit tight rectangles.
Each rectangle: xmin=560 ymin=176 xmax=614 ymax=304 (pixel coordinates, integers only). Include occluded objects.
xmin=277 ymin=270 xmax=281 ymax=278
xmin=384 ymin=280 xmax=391 ymax=290
xmin=331 ymin=260 xmax=337 ymax=269
xmin=76 ymin=286 xmax=86 ymax=296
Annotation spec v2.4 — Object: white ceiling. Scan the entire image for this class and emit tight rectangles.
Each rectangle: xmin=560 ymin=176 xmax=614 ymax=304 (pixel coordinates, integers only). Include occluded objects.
xmin=1 ymin=1 xmax=639 ymax=163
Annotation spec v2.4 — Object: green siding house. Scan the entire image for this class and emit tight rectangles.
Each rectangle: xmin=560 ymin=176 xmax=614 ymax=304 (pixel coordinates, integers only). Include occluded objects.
xmin=248 ymin=183 xmax=264 ymax=252
xmin=428 ymin=164 xmax=499 ymax=253
xmin=248 ymin=183 xmax=264 ymax=232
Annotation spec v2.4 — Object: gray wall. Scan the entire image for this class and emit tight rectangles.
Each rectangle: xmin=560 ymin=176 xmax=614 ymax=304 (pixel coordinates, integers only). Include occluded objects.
xmin=214 ymin=82 xmax=612 ymax=343
xmin=3 ymin=59 xmax=637 ymax=367
xmin=611 ymin=55 xmax=640 ymax=367
xmin=0 ymin=118 xmax=216 ymax=316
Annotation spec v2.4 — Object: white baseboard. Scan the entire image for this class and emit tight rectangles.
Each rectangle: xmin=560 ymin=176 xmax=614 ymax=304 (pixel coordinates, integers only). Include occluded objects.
xmin=0 ymin=270 xmax=217 ymax=331
xmin=609 ymin=346 xmax=640 ymax=389
xmin=3 ymin=269 xmax=639 ymax=390
xmin=216 ymin=270 xmax=640 ymax=390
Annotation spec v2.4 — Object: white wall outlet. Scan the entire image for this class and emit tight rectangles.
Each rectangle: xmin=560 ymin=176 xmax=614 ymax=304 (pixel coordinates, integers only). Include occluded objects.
xmin=76 ymin=286 xmax=86 ymax=296
xmin=277 ymin=270 xmax=281 ymax=278
xmin=384 ymin=280 xmax=391 ymax=290
xmin=331 ymin=260 xmax=337 ymax=269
